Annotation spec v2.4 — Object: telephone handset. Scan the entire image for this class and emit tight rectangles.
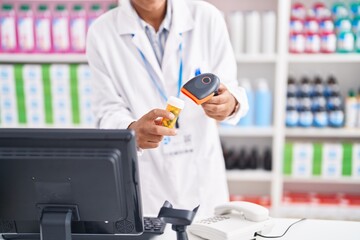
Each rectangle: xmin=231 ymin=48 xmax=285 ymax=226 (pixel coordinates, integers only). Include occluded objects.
xmin=188 ymin=201 xmax=274 ymax=240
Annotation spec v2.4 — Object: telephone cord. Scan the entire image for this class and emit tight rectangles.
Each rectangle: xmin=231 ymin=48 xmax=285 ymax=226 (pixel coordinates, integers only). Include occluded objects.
xmin=253 ymin=218 xmax=307 ymax=239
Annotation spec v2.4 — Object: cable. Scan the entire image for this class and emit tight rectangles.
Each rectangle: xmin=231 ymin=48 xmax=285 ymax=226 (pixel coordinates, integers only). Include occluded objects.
xmin=254 ymin=218 xmax=307 ymax=239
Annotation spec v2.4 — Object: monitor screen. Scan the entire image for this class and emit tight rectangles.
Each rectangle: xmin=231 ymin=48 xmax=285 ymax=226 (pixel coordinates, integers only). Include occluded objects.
xmin=0 ymin=129 xmax=143 ymax=238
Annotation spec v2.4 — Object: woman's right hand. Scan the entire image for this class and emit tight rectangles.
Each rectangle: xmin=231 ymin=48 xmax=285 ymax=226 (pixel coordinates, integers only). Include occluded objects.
xmin=128 ymin=109 xmax=177 ymax=149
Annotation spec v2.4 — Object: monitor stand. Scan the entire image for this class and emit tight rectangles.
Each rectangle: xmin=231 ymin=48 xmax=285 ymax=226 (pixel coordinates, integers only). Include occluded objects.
xmin=2 ymin=205 xmax=162 ymax=240
xmin=39 ymin=205 xmax=80 ymax=240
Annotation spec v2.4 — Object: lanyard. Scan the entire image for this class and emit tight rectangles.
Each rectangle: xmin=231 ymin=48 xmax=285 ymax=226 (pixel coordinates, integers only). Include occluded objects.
xmin=136 ymin=37 xmax=183 ymax=102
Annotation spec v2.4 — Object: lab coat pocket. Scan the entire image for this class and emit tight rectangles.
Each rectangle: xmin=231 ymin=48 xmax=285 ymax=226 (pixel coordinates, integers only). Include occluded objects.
xmin=162 ymin=145 xmax=200 ymax=208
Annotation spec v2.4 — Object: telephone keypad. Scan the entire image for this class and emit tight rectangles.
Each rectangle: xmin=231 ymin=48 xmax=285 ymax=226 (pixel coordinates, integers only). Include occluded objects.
xmin=198 ymin=216 xmax=230 ymax=225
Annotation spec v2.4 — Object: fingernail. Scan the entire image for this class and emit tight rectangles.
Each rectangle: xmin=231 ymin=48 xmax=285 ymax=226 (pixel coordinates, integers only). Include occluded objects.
xmin=169 ymin=113 xmax=175 ymax=119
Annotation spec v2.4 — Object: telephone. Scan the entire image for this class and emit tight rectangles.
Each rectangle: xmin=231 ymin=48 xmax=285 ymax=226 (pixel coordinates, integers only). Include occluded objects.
xmin=188 ymin=201 xmax=274 ymax=240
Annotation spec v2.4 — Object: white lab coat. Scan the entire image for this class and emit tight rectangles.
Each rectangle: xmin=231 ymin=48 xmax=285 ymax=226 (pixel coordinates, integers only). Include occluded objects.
xmin=86 ymin=0 xmax=249 ymax=217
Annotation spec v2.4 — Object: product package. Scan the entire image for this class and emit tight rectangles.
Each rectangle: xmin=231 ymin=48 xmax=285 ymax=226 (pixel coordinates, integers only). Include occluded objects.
xmin=23 ymin=64 xmax=45 ymax=127
xmin=77 ymin=64 xmax=95 ymax=127
xmin=50 ymin=64 xmax=72 ymax=126
xmin=322 ymin=143 xmax=343 ymax=178
xmin=292 ymin=143 xmax=314 ymax=178
xmin=0 ymin=65 xmax=18 ymax=127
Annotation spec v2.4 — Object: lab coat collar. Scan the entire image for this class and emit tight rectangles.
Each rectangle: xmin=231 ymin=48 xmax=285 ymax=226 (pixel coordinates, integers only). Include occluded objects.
xmin=116 ymin=0 xmax=194 ymax=36
xmin=116 ymin=0 xmax=194 ymax=94
xmin=162 ymin=0 xmax=195 ymax=70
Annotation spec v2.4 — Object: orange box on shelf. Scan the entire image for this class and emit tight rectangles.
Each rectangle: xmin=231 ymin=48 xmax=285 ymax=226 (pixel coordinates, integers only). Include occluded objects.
xmin=314 ymin=193 xmax=342 ymax=205
xmin=283 ymin=192 xmax=315 ymax=204
xmin=343 ymin=194 xmax=360 ymax=206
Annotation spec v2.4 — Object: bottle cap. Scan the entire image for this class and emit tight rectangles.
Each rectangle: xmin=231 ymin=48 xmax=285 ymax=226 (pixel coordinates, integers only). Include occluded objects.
xmin=73 ymin=5 xmax=83 ymax=11
xmin=91 ymin=4 xmax=101 ymax=11
xmin=2 ymin=4 xmax=13 ymax=11
xmin=38 ymin=5 xmax=48 ymax=11
xmin=327 ymin=75 xmax=336 ymax=84
xmin=348 ymin=89 xmax=356 ymax=97
xmin=56 ymin=5 xmax=66 ymax=11
xmin=167 ymin=96 xmax=185 ymax=110
xmin=20 ymin=4 xmax=30 ymax=11
xmin=313 ymin=75 xmax=322 ymax=84
xmin=108 ymin=4 xmax=118 ymax=10
xmin=301 ymin=75 xmax=310 ymax=83
xmin=288 ymin=76 xmax=296 ymax=84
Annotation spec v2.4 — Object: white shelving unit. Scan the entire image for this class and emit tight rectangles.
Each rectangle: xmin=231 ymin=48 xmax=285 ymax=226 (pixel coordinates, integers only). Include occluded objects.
xmin=280 ymin=205 xmax=360 ymax=221
xmin=1 ymin=0 xmax=360 ymax=221
xmin=219 ymin=127 xmax=274 ymax=137
xmin=0 ymin=54 xmax=88 ymax=63
xmin=227 ymin=170 xmax=272 ymax=182
xmin=286 ymin=128 xmax=360 ymax=138
xmin=283 ymin=176 xmax=360 ymax=185
xmin=288 ymin=54 xmax=360 ymax=63
xmin=235 ymin=54 xmax=277 ymax=63
xmin=211 ymin=0 xmax=360 ymax=220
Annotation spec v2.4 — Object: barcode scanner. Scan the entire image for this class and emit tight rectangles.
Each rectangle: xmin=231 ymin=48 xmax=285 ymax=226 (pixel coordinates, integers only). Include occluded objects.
xmin=181 ymin=73 xmax=220 ymax=105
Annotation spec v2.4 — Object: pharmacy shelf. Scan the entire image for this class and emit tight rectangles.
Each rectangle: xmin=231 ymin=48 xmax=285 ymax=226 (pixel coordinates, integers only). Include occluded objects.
xmin=208 ymin=0 xmax=360 ymax=219
xmin=283 ymin=176 xmax=360 ymax=185
xmin=285 ymin=128 xmax=360 ymax=138
xmin=235 ymin=54 xmax=277 ymax=63
xmin=279 ymin=205 xmax=360 ymax=221
xmin=226 ymin=170 xmax=272 ymax=182
xmin=288 ymin=54 xmax=360 ymax=63
xmin=0 ymin=124 xmax=94 ymax=129
xmin=0 ymin=54 xmax=88 ymax=63
xmin=0 ymin=54 xmax=277 ymax=64
xmin=219 ymin=126 xmax=274 ymax=137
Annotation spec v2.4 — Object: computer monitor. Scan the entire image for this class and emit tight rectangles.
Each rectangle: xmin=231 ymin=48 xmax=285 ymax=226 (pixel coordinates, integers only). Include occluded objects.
xmin=0 ymin=129 xmax=145 ymax=240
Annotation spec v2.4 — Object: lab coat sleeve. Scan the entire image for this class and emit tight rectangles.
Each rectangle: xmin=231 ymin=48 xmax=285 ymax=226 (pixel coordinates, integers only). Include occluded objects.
xmin=86 ymin=28 xmax=136 ymax=129
xmin=209 ymin=8 xmax=249 ymax=125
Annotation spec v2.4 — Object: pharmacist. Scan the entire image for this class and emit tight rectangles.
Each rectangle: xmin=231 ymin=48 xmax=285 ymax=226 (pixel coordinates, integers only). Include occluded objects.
xmin=86 ymin=0 xmax=248 ymax=216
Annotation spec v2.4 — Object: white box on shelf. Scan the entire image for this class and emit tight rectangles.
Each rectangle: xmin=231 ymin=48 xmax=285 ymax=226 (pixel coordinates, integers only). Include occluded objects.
xmin=227 ymin=11 xmax=244 ymax=55
xmin=352 ymin=144 xmax=360 ymax=178
xmin=50 ymin=64 xmax=72 ymax=127
xmin=245 ymin=11 xmax=260 ymax=54
xmin=322 ymin=143 xmax=343 ymax=178
xmin=23 ymin=65 xmax=45 ymax=127
xmin=262 ymin=11 xmax=276 ymax=54
xmin=292 ymin=143 xmax=313 ymax=178
xmin=0 ymin=65 xmax=18 ymax=127
xmin=77 ymin=64 xmax=95 ymax=128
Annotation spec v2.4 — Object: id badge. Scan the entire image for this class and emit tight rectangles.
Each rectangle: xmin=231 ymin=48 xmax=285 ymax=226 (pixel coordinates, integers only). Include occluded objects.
xmin=162 ymin=130 xmax=194 ymax=156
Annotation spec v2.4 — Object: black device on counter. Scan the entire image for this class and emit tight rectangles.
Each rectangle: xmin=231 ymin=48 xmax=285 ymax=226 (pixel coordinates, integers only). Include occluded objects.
xmin=0 ymin=129 xmax=165 ymax=240
xmin=181 ymin=73 xmax=220 ymax=105
xmin=158 ymin=201 xmax=199 ymax=240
